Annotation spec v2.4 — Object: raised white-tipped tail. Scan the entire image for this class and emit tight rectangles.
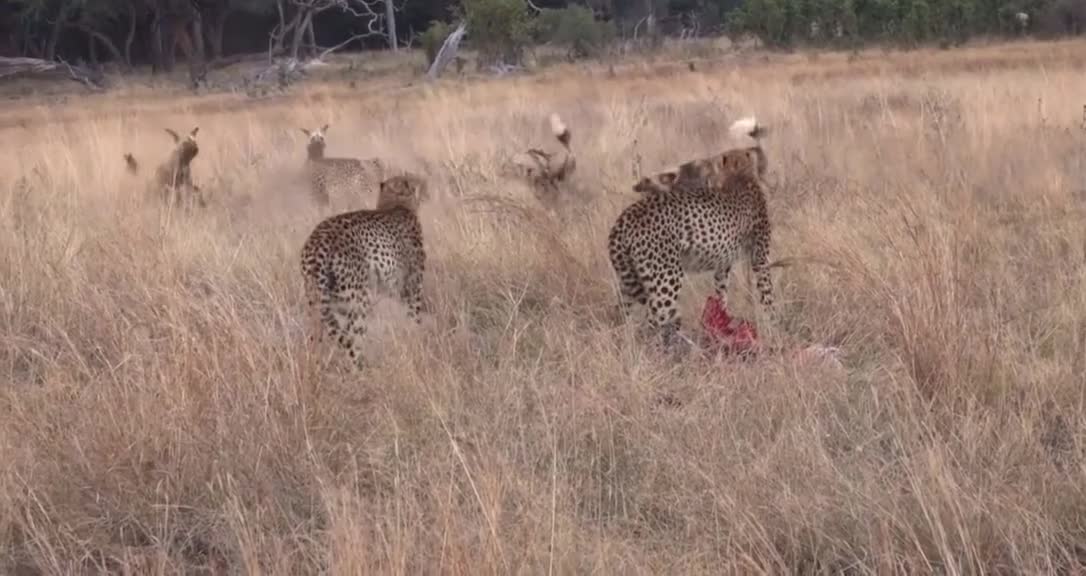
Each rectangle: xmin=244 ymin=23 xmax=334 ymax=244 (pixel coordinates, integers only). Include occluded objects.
xmin=550 ymin=113 xmax=571 ymax=149
xmin=729 ymin=116 xmax=766 ymax=141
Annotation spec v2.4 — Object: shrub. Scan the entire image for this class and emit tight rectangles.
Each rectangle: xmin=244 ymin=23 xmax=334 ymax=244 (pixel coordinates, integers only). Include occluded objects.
xmin=463 ymin=0 xmax=532 ymax=65
xmin=420 ymin=20 xmax=452 ymax=66
xmin=535 ymin=5 xmax=615 ymax=59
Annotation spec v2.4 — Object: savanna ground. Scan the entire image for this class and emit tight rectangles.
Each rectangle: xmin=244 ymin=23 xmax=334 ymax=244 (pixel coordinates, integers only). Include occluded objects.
xmin=2 ymin=39 xmax=1086 ymax=574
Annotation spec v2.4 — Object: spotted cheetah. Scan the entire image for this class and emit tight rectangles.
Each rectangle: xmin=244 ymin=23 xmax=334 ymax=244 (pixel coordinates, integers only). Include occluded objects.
xmin=509 ymin=114 xmax=576 ymax=205
xmin=301 ymin=124 xmax=386 ymax=206
xmin=608 ymin=124 xmax=775 ymax=348
xmin=123 ymin=127 xmax=205 ymax=208
xmin=301 ymin=173 xmax=430 ymax=366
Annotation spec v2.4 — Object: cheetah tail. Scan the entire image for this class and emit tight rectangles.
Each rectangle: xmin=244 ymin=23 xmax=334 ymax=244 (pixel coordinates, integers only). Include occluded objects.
xmin=550 ymin=113 xmax=571 ymax=151
xmin=123 ymin=153 xmax=139 ymax=174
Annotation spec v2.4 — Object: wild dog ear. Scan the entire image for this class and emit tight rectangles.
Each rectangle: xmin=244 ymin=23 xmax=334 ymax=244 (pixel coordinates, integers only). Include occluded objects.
xmin=301 ymin=128 xmax=312 ymax=137
xmin=320 ymin=123 xmax=330 ymax=133
xmin=678 ymin=161 xmax=701 ymax=181
xmin=164 ymin=128 xmax=180 ymax=143
xmin=189 ymin=127 xmax=199 ymax=138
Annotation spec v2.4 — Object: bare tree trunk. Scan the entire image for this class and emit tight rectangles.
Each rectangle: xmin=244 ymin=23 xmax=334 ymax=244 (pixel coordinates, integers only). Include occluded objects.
xmin=289 ymin=10 xmax=312 ymax=60
xmin=426 ymin=22 xmax=465 ymax=79
xmin=305 ymin=15 xmax=316 ymax=56
xmin=45 ymin=8 xmax=69 ymax=60
xmin=208 ymin=9 xmax=230 ymax=59
xmin=271 ymin=0 xmax=302 ymax=57
xmin=150 ymin=15 xmax=163 ymax=72
xmin=71 ymin=23 xmax=126 ymax=64
xmin=163 ymin=20 xmax=178 ymax=70
xmin=87 ymin=32 xmax=98 ymax=65
xmin=189 ymin=13 xmax=207 ymax=86
xmin=124 ymin=3 xmax=136 ymax=66
xmin=385 ymin=0 xmax=397 ymax=50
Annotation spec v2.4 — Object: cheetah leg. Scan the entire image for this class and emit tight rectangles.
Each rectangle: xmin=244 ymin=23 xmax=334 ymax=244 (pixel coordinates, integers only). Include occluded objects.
xmin=319 ymin=296 xmax=349 ymax=353
xmin=749 ymin=223 xmax=777 ymax=331
xmin=712 ymin=263 xmax=733 ymax=311
xmin=609 ymin=245 xmax=646 ymax=317
xmin=643 ymin=261 xmax=684 ymax=349
xmin=341 ymin=289 xmax=373 ymax=369
xmin=621 ymin=251 xmax=642 ymax=312
xmin=400 ymin=266 xmax=426 ymax=323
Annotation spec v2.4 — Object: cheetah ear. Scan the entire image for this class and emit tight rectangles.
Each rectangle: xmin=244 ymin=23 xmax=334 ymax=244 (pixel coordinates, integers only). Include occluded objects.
xmin=659 ymin=172 xmax=678 ymax=185
xmin=164 ymin=128 xmax=180 ymax=143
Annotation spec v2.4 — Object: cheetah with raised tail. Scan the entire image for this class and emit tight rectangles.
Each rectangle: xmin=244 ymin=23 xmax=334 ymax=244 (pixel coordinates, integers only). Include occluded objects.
xmin=609 ymin=117 xmax=776 ymax=348
xmin=302 ymin=124 xmax=386 ymax=206
xmin=301 ymin=173 xmax=430 ymax=366
xmin=123 ymin=126 xmax=205 ymax=207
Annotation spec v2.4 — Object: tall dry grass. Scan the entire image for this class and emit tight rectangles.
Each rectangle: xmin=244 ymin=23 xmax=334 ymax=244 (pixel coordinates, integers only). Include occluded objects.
xmin=2 ymin=39 xmax=1086 ymax=574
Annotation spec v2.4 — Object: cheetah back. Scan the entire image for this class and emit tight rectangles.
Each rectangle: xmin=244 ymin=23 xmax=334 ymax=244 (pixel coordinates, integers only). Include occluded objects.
xmin=608 ymin=172 xmax=774 ymax=345
xmin=301 ymin=207 xmax=425 ymax=362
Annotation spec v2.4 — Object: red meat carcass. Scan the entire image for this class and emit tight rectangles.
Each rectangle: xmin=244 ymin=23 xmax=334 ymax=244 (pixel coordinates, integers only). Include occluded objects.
xmin=700 ymin=295 xmax=760 ymax=356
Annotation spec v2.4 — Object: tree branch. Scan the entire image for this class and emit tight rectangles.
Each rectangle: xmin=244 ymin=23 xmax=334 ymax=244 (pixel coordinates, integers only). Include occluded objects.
xmin=318 ymin=31 xmax=383 ymax=59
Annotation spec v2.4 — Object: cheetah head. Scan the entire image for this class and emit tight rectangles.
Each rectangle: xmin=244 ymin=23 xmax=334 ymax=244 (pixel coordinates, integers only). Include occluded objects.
xmin=165 ymin=127 xmax=199 ymax=166
xmin=676 ymin=147 xmax=766 ymax=187
xmin=376 ymin=173 xmax=428 ymax=211
xmin=300 ymin=124 xmax=329 ymax=160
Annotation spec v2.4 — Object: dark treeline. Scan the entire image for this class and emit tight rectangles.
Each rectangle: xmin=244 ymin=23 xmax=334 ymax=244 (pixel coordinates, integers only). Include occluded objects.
xmin=0 ymin=0 xmax=1082 ymax=73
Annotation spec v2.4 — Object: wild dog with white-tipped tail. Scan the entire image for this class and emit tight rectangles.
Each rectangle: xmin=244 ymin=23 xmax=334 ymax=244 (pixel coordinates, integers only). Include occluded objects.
xmin=123 ymin=127 xmax=205 ymax=208
xmin=509 ymin=113 xmax=577 ymax=205
xmin=633 ymin=116 xmax=769 ymax=195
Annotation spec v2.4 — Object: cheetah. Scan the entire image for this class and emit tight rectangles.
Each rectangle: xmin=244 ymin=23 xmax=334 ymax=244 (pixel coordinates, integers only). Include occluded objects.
xmin=301 ymin=124 xmax=386 ymax=206
xmin=632 ymin=116 xmax=768 ymax=195
xmin=301 ymin=173 xmax=430 ymax=366
xmin=608 ymin=119 xmax=775 ymax=349
xmin=123 ymin=127 xmax=205 ymax=208
xmin=509 ymin=114 xmax=576 ymax=205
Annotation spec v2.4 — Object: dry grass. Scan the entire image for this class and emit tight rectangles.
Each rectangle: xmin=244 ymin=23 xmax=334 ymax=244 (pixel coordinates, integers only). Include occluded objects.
xmin=2 ymin=39 xmax=1086 ymax=574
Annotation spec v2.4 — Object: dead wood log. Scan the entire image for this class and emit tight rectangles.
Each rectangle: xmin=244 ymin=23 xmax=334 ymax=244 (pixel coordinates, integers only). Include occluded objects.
xmin=0 ymin=56 xmax=107 ymax=90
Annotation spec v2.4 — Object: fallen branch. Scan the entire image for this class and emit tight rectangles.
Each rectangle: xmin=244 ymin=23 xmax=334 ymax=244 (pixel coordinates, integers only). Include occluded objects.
xmin=318 ymin=31 xmax=382 ymax=60
xmin=0 ymin=56 xmax=106 ymax=89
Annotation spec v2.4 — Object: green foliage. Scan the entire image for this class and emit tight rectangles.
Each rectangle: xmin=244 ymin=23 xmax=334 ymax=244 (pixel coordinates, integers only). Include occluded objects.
xmin=463 ymin=0 xmax=531 ymax=65
xmin=420 ymin=20 xmax=452 ymax=65
xmin=534 ymin=5 xmax=615 ymax=58
xmin=727 ymin=0 xmax=1081 ymax=45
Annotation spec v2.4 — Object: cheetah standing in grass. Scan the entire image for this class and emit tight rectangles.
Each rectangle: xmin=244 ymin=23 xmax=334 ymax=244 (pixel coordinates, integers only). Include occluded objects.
xmin=301 ymin=124 xmax=386 ymax=206
xmin=608 ymin=117 xmax=776 ymax=348
xmin=301 ymin=173 xmax=430 ymax=367
xmin=123 ymin=126 xmax=205 ymax=208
